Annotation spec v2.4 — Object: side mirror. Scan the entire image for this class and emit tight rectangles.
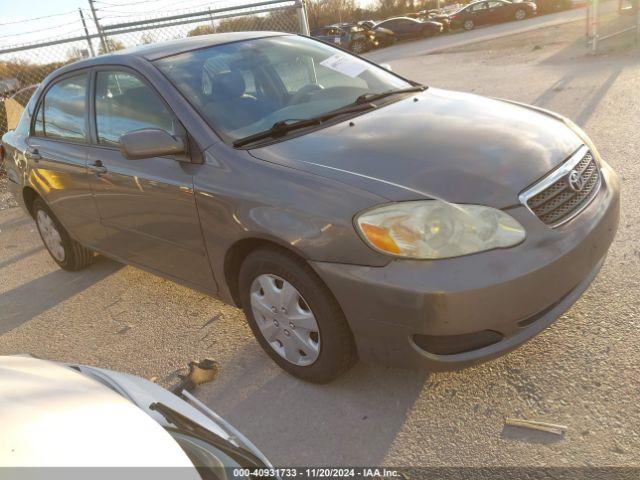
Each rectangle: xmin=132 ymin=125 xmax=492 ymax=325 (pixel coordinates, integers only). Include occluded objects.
xmin=119 ymin=128 xmax=185 ymax=160
xmin=380 ymin=63 xmax=393 ymax=72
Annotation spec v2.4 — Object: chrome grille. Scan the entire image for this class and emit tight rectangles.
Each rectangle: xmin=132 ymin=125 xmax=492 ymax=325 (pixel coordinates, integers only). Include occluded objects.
xmin=520 ymin=146 xmax=601 ymax=227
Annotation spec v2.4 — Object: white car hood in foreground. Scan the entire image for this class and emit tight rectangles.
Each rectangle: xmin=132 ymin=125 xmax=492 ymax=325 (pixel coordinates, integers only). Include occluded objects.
xmin=0 ymin=356 xmax=198 ymax=473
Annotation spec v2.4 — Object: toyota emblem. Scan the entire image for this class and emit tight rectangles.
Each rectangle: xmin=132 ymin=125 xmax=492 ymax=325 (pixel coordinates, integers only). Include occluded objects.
xmin=568 ymin=169 xmax=586 ymax=192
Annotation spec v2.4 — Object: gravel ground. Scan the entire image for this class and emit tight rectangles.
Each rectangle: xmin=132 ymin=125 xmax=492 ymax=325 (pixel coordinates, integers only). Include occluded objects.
xmin=0 ymin=171 xmax=18 ymax=211
xmin=0 ymin=22 xmax=638 ymax=469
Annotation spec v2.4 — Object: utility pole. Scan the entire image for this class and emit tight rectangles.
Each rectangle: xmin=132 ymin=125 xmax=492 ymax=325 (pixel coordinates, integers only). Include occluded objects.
xmin=78 ymin=9 xmax=96 ymax=57
xmin=208 ymin=7 xmax=215 ymax=31
xmin=298 ymin=0 xmax=310 ymax=35
xmin=87 ymin=0 xmax=109 ymax=53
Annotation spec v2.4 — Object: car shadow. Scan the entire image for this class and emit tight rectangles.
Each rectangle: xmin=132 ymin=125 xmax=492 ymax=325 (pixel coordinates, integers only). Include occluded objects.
xmin=0 ymin=245 xmax=44 ymax=270
xmin=0 ymin=256 xmax=123 ymax=336
xmin=198 ymin=345 xmax=429 ymax=466
xmin=532 ymin=64 xmax=624 ymax=127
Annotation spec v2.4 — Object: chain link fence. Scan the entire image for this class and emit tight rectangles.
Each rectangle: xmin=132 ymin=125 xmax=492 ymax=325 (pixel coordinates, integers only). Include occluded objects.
xmin=0 ymin=0 xmax=308 ymax=139
xmin=587 ymin=0 xmax=640 ymax=51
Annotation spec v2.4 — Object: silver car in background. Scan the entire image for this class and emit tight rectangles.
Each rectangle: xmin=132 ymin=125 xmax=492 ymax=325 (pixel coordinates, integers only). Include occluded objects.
xmin=0 ymin=355 xmax=273 ymax=479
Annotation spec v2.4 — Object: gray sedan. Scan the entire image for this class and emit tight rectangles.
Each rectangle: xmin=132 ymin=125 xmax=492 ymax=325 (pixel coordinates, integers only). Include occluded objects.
xmin=1 ymin=32 xmax=619 ymax=383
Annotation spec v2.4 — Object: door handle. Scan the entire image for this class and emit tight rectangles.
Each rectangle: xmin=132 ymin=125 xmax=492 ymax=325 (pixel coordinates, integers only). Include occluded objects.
xmin=24 ymin=147 xmax=41 ymax=162
xmin=89 ymin=160 xmax=107 ymax=175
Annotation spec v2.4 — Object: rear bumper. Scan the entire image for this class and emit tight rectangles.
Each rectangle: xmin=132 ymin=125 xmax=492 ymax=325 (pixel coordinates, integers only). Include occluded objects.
xmin=311 ymin=162 xmax=620 ymax=370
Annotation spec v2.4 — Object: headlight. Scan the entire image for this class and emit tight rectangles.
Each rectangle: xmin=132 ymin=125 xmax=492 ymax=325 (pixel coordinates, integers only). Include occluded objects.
xmin=355 ymin=200 xmax=526 ymax=259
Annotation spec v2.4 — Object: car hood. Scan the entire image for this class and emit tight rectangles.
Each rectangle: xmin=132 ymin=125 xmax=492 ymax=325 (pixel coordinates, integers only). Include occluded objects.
xmin=0 ymin=356 xmax=199 ymax=471
xmin=249 ymin=88 xmax=582 ymax=209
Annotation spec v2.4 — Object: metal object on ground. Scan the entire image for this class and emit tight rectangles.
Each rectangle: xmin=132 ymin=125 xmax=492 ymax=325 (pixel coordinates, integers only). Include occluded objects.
xmin=505 ymin=418 xmax=568 ymax=435
xmin=173 ymin=358 xmax=220 ymax=395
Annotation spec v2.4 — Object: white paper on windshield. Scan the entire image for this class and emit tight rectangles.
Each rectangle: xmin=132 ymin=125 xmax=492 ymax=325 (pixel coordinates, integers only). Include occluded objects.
xmin=320 ymin=53 xmax=368 ymax=78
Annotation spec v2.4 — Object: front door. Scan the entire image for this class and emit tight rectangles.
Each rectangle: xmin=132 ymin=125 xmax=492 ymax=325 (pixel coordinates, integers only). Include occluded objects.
xmin=28 ymin=71 xmax=104 ymax=247
xmin=86 ymin=68 xmax=215 ymax=290
xmin=486 ymin=1 xmax=511 ymax=22
xmin=469 ymin=2 xmax=490 ymax=25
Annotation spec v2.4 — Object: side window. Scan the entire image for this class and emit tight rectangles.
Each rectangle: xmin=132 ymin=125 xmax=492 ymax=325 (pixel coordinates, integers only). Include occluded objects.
xmin=95 ymin=71 xmax=174 ymax=146
xmin=488 ymin=1 xmax=504 ymax=7
xmin=34 ymin=74 xmax=88 ymax=142
xmin=471 ymin=2 xmax=487 ymax=10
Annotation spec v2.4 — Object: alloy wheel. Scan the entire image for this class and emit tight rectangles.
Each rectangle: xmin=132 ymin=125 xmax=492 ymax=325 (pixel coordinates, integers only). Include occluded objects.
xmin=515 ymin=9 xmax=526 ymax=19
xmin=36 ymin=210 xmax=65 ymax=262
xmin=250 ymin=274 xmax=321 ymax=366
xmin=464 ymin=20 xmax=474 ymax=30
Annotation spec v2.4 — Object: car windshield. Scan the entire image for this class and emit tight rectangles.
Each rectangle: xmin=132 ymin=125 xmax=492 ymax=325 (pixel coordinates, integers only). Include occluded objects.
xmin=154 ymin=35 xmax=410 ymax=143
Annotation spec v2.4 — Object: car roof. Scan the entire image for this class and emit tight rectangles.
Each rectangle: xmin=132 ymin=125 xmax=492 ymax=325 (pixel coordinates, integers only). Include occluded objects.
xmin=55 ymin=30 xmax=288 ymax=74
xmin=382 ymin=17 xmax=415 ymax=21
xmin=0 ymin=355 xmax=199 ymax=470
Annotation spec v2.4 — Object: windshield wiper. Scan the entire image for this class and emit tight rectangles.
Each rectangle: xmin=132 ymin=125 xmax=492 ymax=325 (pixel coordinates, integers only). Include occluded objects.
xmin=355 ymin=85 xmax=427 ymax=105
xmin=233 ymin=102 xmax=376 ymax=147
xmin=150 ymin=401 xmax=266 ymax=468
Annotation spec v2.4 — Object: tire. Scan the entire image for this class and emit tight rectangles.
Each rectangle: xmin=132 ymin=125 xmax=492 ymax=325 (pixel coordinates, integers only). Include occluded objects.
xmin=515 ymin=8 xmax=527 ymax=20
xmin=350 ymin=39 xmax=366 ymax=54
xmin=239 ymin=247 xmax=357 ymax=383
xmin=463 ymin=19 xmax=475 ymax=30
xmin=33 ymin=197 xmax=93 ymax=271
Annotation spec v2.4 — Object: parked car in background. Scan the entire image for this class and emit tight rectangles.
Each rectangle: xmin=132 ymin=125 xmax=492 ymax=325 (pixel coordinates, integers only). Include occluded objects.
xmin=358 ymin=20 xmax=397 ymax=47
xmin=420 ymin=10 xmax=453 ymax=31
xmin=311 ymin=25 xmax=375 ymax=54
xmin=0 ymin=355 xmax=274 ymax=474
xmin=449 ymin=0 xmax=537 ymax=30
xmin=374 ymin=16 xmax=444 ymax=39
xmin=1 ymin=32 xmax=619 ymax=383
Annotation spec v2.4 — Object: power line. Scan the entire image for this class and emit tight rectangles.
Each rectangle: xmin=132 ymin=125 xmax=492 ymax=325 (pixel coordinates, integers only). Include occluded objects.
xmin=0 ymin=10 xmax=80 ymax=27
xmin=97 ymin=0 xmax=241 ymax=17
xmin=94 ymin=0 xmax=176 ymax=7
xmin=0 ymin=20 xmax=84 ymax=39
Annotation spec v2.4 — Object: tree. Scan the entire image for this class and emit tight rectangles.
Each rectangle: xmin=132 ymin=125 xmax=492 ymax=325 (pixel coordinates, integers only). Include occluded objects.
xmin=306 ymin=0 xmax=358 ymax=29
xmin=98 ymin=38 xmax=125 ymax=55
xmin=66 ymin=47 xmax=89 ymax=62
xmin=140 ymin=32 xmax=155 ymax=44
xmin=187 ymin=25 xmax=215 ymax=37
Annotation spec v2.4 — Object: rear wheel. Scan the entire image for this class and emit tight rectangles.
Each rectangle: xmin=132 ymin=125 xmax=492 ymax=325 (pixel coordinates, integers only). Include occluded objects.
xmin=350 ymin=39 xmax=366 ymax=54
xmin=33 ymin=198 xmax=93 ymax=271
xmin=239 ymin=247 xmax=357 ymax=383
xmin=515 ymin=8 xmax=527 ymax=20
xmin=463 ymin=19 xmax=475 ymax=30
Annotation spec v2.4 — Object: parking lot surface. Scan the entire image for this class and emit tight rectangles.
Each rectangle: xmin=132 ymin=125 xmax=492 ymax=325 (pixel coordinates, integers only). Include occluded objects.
xmin=1 ymin=21 xmax=639 ymax=467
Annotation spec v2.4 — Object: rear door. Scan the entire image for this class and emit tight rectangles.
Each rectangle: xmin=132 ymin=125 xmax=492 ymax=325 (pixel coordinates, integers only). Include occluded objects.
xmin=85 ymin=67 xmax=214 ymax=290
xmin=27 ymin=71 xmax=104 ymax=247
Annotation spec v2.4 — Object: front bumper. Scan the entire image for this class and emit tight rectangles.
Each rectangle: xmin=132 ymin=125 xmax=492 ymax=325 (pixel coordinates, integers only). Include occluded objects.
xmin=312 ymin=162 xmax=620 ymax=370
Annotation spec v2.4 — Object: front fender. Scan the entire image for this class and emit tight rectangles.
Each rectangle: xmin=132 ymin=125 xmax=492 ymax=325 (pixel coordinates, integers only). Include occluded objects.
xmin=194 ymin=145 xmax=391 ymax=302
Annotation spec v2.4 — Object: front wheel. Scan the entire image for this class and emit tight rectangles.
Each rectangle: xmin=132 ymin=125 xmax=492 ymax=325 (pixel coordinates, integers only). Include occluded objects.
xmin=463 ymin=19 xmax=475 ymax=30
xmin=239 ymin=247 xmax=357 ymax=383
xmin=33 ymin=198 xmax=93 ymax=271
xmin=515 ymin=8 xmax=527 ymax=20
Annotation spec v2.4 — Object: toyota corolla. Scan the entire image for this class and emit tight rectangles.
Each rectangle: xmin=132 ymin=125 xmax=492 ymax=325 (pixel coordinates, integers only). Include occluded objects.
xmin=1 ymin=32 xmax=619 ymax=383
